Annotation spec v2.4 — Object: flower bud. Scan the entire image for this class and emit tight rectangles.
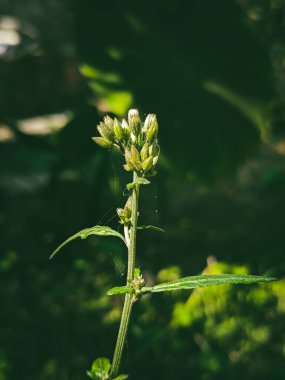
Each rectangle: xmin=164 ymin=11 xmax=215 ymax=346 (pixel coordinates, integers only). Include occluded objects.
xmin=92 ymin=137 xmax=113 ymax=148
xmin=103 ymin=115 xmax=114 ymax=129
xmin=117 ymin=208 xmax=129 ymax=225
xmin=116 ymin=208 xmax=125 ymax=218
xmin=124 ymin=196 xmax=132 ymax=220
xmin=130 ymin=145 xmax=141 ymax=164
xmin=132 ymin=269 xmax=146 ymax=296
xmin=143 ymin=113 xmax=156 ymax=130
xmin=152 ymin=155 xmax=159 ymax=166
xmin=121 ymin=119 xmax=130 ymax=140
xmin=128 ymin=109 xmax=141 ymax=136
xmin=125 ymin=194 xmax=132 ymax=208
xmin=142 ymin=156 xmax=153 ymax=172
xmin=125 ymin=145 xmax=142 ymax=172
xmin=125 ymin=147 xmax=132 ymax=163
xmin=117 ymin=195 xmax=132 ymax=224
xmin=113 ymin=118 xmax=124 ymax=142
xmin=146 ymin=115 xmax=158 ymax=143
xmin=140 ymin=142 xmax=150 ymax=162
xmin=149 ymin=141 xmax=159 ymax=157
xmin=123 ymin=163 xmax=135 ymax=171
xmin=97 ymin=122 xmax=114 ymax=141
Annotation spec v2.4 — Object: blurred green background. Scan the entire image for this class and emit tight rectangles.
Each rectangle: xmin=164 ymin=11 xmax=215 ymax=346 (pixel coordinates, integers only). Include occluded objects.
xmin=1 ymin=0 xmax=285 ymax=379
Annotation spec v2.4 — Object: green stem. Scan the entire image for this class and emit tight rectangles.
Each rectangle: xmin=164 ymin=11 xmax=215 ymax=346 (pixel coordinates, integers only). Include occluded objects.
xmin=110 ymin=172 xmax=140 ymax=378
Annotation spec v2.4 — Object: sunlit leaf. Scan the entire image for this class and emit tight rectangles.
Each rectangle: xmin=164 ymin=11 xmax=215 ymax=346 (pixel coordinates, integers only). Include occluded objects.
xmin=137 ymin=225 xmax=165 ymax=233
xmin=141 ymin=274 xmax=275 ymax=294
xmin=50 ymin=226 xmax=125 ymax=259
xmin=87 ymin=358 xmax=111 ymax=379
xmin=86 ymin=370 xmax=96 ymax=379
xmin=107 ymin=286 xmax=133 ymax=296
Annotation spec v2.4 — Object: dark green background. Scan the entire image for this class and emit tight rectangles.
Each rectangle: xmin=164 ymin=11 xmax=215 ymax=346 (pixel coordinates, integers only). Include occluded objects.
xmin=1 ymin=0 xmax=285 ymax=379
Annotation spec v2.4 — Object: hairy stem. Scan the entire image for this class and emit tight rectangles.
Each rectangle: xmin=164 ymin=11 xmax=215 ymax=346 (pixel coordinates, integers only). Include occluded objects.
xmin=110 ymin=172 xmax=140 ymax=378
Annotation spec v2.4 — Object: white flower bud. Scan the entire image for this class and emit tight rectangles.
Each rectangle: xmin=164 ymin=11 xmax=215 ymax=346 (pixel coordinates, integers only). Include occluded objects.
xmin=121 ymin=119 xmax=130 ymax=140
xmin=128 ymin=109 xmax=141 ymax=136
xmin=146 ymin=115 xmax=158 ymax=143
xmin=143 ymin=114 xmax=156 ymax=132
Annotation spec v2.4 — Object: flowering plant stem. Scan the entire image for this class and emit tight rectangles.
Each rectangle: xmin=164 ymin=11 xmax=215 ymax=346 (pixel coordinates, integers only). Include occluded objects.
xmin=110 ymin=172 xmax=140 ymax=378
xmin=51 ymin=109 xmax=275 ymax=380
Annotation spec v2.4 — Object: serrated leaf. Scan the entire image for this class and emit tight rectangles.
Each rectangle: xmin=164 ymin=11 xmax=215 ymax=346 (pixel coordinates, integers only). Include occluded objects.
xmin=126 ymin=177 xmax=150 ymax=190
xmin=137 ymin=225 xmax=165 ymax=233
xmin=91 ymin=358 xmax=111 ymax=377
xmin=50 ymin=226 xmax=125 ymax=259
xmin=113 ymin=375 xmax=129 ymax=380
xmin=141 ymin=274 xmax=275 ymax=294
xmin=107 ymin=286 xmax=133 ymax=296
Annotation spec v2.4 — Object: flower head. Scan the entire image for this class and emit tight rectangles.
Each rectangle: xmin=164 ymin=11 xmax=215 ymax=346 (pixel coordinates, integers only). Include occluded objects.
xmin=92 ymin=109 xmax=159 ymax=176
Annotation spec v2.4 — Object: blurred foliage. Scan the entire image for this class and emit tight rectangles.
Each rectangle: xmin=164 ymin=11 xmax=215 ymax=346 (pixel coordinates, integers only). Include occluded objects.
xmin=0 ymin=0 xmax=285 ymax=379
xmin=172 ymin=261 xmax=285 ymax=379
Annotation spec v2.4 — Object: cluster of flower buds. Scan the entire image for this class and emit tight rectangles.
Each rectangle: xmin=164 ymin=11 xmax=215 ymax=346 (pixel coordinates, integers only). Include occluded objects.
xmin=116 ymin=195 xmax=132 ymax=226
xmin=92 ymin=109 xmax=159 ymax=177
xmin=132 ymin=268 xmax=146 ymax=299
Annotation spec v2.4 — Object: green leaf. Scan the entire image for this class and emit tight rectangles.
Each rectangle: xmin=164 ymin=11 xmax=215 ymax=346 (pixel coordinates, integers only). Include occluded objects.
xmin=137 ymin=225 xmax=165 ymax=233
xmin=126 ymin=177 xmax=150 ymax=190
xmin=134 ymin=268 xmax=141 ymax=277
xmin=141 ymin=274 xmax=275 ymax=294
xmin=112 ymin=375 xmax=129 ymax=380
xmin=86 ymin=370 xmax=96 ymax=379
xmin=91 ymin=358 xmax=111 ymax=377
xmin=107 ymin=286 xmax=133 ymax=296
xmin=50 ymin=226 xmax=125 ymax=259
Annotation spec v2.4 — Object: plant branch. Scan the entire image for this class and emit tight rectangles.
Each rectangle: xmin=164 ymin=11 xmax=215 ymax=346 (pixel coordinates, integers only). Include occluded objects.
xmin=110 ymin=172 xmax=140 ymax=378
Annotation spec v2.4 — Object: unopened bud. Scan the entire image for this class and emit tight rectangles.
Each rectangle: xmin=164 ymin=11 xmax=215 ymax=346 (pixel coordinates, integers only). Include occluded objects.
xmin=128 ymin=109 xmax=141 ymax=136
xmin=149 ymin=141 xmax=159 ymax=157
xmin=103 ymin=115 xmax=114 ymax=129
xmin=97 ymin=122 xmax=114 ymax=141
xmin=125 ymin=147 xmax=132 ymax=163
xmin=113 ymin=118 xmax=124 ymax=142
xmin=116 ymin=208 xmax=125 ymax=218
xmin=140 ymin=142 xmax=150 ymax=161
xmin=142 ymin=156 xmax=153 ymax=172
xmin=130 ymin=145 xmax=141 ymax=164
xmin=121 ymin=119 xmax=130 ymax=140
xmin=152 ymin=156 xmax=159 ymax=166
xmin=143 ymin=113 xmax=156 ymax=130
xmin=124 ymin=206 xmax=131 ymax=221
xmin=117 ymin=207 xmax=130 ymax=225
xmin=132 ymin=269 xmax=146 ymax=296
xmin=125 ymin=195 xmax=133 ymax=211
xmin=92 ymin=137 xmax=112 ymax=148
xmin=123 ymin=163 xmax=135 ymax=171
xmin=146 ymin=115 xmax=158 ymax=143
